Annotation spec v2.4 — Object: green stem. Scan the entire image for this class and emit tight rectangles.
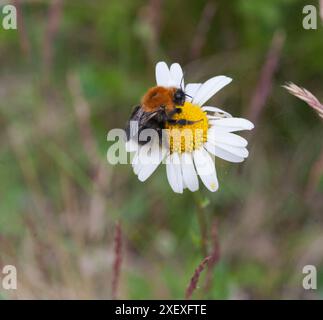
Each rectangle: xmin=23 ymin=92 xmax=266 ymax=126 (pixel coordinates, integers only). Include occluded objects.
xmin=193 ymin=192 xmax=210 ymax=257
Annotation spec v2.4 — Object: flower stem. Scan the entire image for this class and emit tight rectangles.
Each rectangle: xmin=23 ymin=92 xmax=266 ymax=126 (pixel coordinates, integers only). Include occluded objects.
xmin=193 ymin=192 xmax=210 ymax=257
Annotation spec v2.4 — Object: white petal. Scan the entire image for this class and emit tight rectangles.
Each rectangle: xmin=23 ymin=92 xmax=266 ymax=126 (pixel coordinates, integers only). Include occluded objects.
xmin=166 ymin=153 xmax=183 ymax=193
xmin=170 ymin=63 xmax=184 ymax=88
xmin=182 ymin=178 xmax=187 ymax=189
xmin=209 ymin=118 xmax=254 ymax=132
xmin=137 ymin=146 xmax=167 ymax=182
xmin=185 ymin=83 xmax=202 ymax=101
xmin=202 ymin=106 xmax=232 ymax=118
xmin=208 ymin=140 xmax=249 ymax=158
xmin=208 ymin=130 xmax=248 ymax=147
xmin=180 ymin=153 xmax=199 ymax=192
xmin=192 ymin=76 xmax=232 ymax=106
xmin=132 ymin=142 xmax=163 ymax=179
xmin=204 ymin=142 xmax=244 ymax=163
xmin=155 ymin=61 xmax=171 ymax=86
xmin=132 ymin=150 xmax=141 ymax=175
xmin=193 ymin=148 xmax=219 ymax=192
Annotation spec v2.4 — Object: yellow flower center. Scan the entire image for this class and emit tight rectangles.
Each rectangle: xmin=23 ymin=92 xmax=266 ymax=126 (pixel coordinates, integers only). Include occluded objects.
xmin=165 ymin=101 xmax=209 ymax=153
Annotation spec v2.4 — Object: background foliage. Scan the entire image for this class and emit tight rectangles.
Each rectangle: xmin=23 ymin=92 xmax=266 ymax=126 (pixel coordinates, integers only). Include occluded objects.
xmin=0 ymin=0 xmax=323 ymax=299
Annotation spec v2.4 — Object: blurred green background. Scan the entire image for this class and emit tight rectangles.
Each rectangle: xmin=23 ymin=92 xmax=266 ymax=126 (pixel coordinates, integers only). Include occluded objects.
xmin=0 ymin=0 xmax=323 ymax=299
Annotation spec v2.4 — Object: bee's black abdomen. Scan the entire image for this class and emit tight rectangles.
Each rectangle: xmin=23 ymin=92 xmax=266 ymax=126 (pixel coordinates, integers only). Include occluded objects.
xmin=126 ymin=104 xmax=167 ymax=146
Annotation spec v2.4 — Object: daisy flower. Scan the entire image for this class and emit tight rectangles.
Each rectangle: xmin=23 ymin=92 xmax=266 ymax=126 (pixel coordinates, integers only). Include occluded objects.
xmin=126 ymin=61 xmax=254 ymax=193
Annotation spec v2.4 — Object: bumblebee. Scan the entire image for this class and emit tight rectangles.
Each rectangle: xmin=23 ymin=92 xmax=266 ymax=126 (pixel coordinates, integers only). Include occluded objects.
xmin=126 ymin=86 xmax=198 ymax=145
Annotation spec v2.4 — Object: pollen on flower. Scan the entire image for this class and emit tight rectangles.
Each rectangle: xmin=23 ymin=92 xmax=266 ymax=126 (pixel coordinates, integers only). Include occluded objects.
xmin=165 ymin=102 xmax=209 ymax=153
xmin=210 ymin=182 xmax=216 ymax=190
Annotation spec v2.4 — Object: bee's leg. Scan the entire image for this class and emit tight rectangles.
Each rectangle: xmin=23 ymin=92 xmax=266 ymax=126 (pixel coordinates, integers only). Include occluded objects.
xmin=156 ymin=127 xmax=164 ymax=145
xmin=166 ymin=107 xmax=182 ymax=119
xmin=175 ymin=107 xmax=182 ymax=114
xmin=167 ymin=119 xmax=202 ymax=126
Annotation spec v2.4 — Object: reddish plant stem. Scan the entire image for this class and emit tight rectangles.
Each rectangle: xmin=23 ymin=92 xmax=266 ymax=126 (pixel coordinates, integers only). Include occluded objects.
xmin=185 ymin=256 xmax=211 ymax=300
xmin=204 ymin=220 xmax=220 ymax=293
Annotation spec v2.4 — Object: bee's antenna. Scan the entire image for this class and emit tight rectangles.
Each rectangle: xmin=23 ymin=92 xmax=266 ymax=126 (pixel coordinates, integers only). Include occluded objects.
xmin=180 ymin=73 xmax=185 ymax=91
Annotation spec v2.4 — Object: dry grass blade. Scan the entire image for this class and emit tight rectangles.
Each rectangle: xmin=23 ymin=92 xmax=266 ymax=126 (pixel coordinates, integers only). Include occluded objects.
xmin=185 ymin=256 xmax=211 ymax=300
xmin=68 ymin=72 xmax=110 ymax=239
xmin=247 ymin=31 xmax=285 ymax=125
xmin=42 ymin=0 xmax=64 ymax=78
xmin=190 ymin=1 xmax=216 ymax=60
xmin=12 ymin=0 xmax=31 ymax=57
xmin=306 ymin=150 xmax=323 ymax=197
xmin=111 ymin=221 xmax=123 ymax=300
xmin=283 ymin=82 xmax=323 ymax=119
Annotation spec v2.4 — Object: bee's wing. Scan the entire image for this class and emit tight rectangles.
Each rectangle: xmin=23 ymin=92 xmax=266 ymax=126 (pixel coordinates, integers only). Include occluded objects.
xmin=128 ymin=105 xmax=141 ymax=121
xmin=203 ymin=107 xmax=232 ymax=119
xmin=125 ymin=106 xmax=158 ymax=141
xmin=213 ymin=112 xmax=231 ymax=118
